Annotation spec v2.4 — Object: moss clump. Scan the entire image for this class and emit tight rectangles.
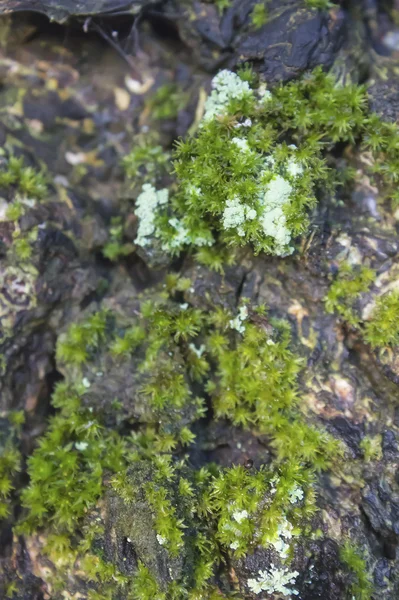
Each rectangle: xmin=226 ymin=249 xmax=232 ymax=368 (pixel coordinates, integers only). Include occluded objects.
xmin=147 ymin=83 xmax=189 ymax=121
xmin=102 ymin=217 xmax=134 ymax=261
xmin=250 ymin=2 xmax=269 ymax=28
xmin=340 ymin=543 xmax=373 ymax=600
xmin=325 ymin=264 xmax=399 ymax=350
xmin=0 ymin=155 xmax=47 ymax=200
xmin=324 ymin=263 xmax=375 ymax=327
xmin=0 ymin=411 xmax=23 ymax=519
xmin=127 ymin=67 xmax=399 ymax=260
xmin=364 ymin=290 xmax=399 ymax=349
xmin=123 ymin=136 xmax=170 ymax=186
xmin=19 ymin=382 xmax=126 ymax=533
xmin=16 ymin=278 xmax=369 ymax=598
xmin=56 ymin=281 xmax=338 ymax=469
xmin=305 ymin=0 xmax=333 ymax=9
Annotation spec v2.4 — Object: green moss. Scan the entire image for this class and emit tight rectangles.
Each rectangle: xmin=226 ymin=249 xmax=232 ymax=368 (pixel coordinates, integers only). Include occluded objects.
xmin=123 ymin=137 xmax=170 ymax=185
xmin=251 ymin=2 xmax=269 ymax=28
xmin=212 ymin=0 xmax=232 ymax=14
xmin=305 ymin=0 xmax=333 ymax=9
xmin=364 ymin=290 xmax=399 ymax=348
xmin=0 ymin=155 xmax=47 ymax=199
xmin=360 ymin=435 xmax=383 ymax=462
xmin=12 ymin=237 xmax=32 ymax=261
xmin=19 ymin=382 xmax=126 ymax=533
xmin=102 ymin=217 xmax=134 ymax=261
xmin=5 ymin=201 xmax=24 ymax=221
xmin=127 ymin=67 xmax=399 ymax=259
xmin=56 ymin=310 xmax=109 ymax=366
xmin=0 ymin=412 xmax=23 ymax=519
xmin=340 ymin=542 xmax=373 ymax=600
xmin=325 ymin=263 xmax=375 ymax=326
xmin=147 ymin=84 xmax=189 ymax=121
xmin=16 ymin=280 xmax=357 ymax=597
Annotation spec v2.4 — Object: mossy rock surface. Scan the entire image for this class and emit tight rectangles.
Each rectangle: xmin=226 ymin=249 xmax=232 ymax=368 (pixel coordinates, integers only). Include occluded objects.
xmin=2 ymin=2 xmax=399 ymax=600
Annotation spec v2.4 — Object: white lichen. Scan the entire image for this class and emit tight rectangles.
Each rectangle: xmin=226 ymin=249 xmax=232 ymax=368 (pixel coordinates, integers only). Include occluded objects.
xmin=134 ymin=183 xmax=169 ymax=247
xmin=247 ymin=565 xmax=299 ymax=596
xmin=287 ymin=158 xmax=304 ymax=178
xmin=229 ymin=305 xmax=248 ymax=334
xmin=157 ymin=534 xmax=167 ymax=546
xmin=189 ymin=343 xmax=206 ymax=358
xmin=203 ymin=70 xmax=252 ymax=122
xmin=289 ymin=484 xmax=304 ymax=504
xmin=222 ymin=198 xmax=257 ymax=237
xmin=260 ymin=175 xmax=294 ymax=255
xmin=232 ymin=509 xmax=249 ymax=523
xmin=75 ymin=442 xmax=88 ymax=451
xmin=231 ymin=137 xmax=251 ymax=153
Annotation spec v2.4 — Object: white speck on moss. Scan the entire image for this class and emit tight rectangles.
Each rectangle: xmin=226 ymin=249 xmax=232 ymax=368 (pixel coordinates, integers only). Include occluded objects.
xmin=232 ymin=137 xmax=251 ymax=153
xmin=229 ymin=305 xmax=248 ymax=334
xmin=134 ymin=183 xmax=169 ymax=247
xmin=75 ymin=442 xmax=88 ymax=451
xmin=230 ymin=540 xmax=240 ymax=550
xmin=157 ymin=534 xmax=167 ymax=546
xmin=289 ymin=484 xmax=304 ymax=504
xmin=203 ymin=70 xmax=252 ymax=122
xmin=258 ymin=84 xmax=272 ymax=103
xmin=165 ymin=217 xmax=191 ymax=249
xmin=247 ymin=565 xmax=299 ymax=596
xmin=287 ymin=158 xmax=304 ymax=178
xmin=189 ymin=343 xmax=206 ymax=358
xmin=82 ymin=377 xmax=91 ymax=388
xmin=232 ymin=509 xmax=249 ymax=523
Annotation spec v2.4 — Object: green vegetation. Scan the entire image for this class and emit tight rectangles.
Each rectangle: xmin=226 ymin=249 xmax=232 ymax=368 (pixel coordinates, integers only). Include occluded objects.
xmin=123 ymin=137 xmax=170 ymax=186
xmin=212 ymin=0 xmax=232 ymax=14
xmin=364 ymin=290 xmax=399 ymax=348
xmin=360 ymin=435 xmax=383 ymax=462
xmin=0 ymin=412 xmax=23 ymax=519
xmin=5 ymin=64 xmax=385 ymax=597
xmin=340 ymin=543 xmax=373 ymax=600
xmin=325 ymin=263 xmax=375 ymax=326
xmin=325 ymin=263 xmax=399 ymax=350
xmin=305 ymin=0 xmax=333 ymax=9
xmin=102 ymin=217 xmax=134 ymax=261
xmin=147 ymin=83 xmax=189 ymax=121
xmin=19 ymin=382 xmax=126 ymax=533
xmin=251 ymin=2 xmax=269 ymax=28
xmin=126 ymin=67 xmax=399 ymax=260
xmin=0 ymin=155 xmax=47 ymax=199
xmin=16 ymin=276 xmax=355 ymax=598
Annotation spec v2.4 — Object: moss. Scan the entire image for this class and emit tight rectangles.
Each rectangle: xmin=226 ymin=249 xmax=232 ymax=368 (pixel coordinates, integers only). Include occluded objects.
xmin=123 ymin=137 xmax=170 ymax=186
xmin=56 ymin=310 xmax=109 ymax=366
xmin=102 ymin=217 xmax=134 ymax=261
xmin=305 ymin=0 xmax=333 ymax=9
xmin=19 ymin=382 xmax=126 ymax=533
xmin=147 ymin=83 xmax=189 ymax=121
xmin=126 ymin=67 xmax=399 ymax=260
xmin=340 ymin=542 xmax=373 ymax=600
xmin=0 ymin=155 xmax=47 ymax=199
xmin=324 ymin=263 xmax=375 ymax=327
xmin=363 ymin=290 xmax=399 ymax=349
xmin=16 ymin=278 xmax=366 ymax=597
xmin=360 ymin=435 xmax=383 ymax=462
xmin=0 ymin=412 xmax=23 ymax=519
xmin=212 ymin=0 xmax=232 ymax=14
xmin=250 ymin=2 xmax=270 ymax=28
